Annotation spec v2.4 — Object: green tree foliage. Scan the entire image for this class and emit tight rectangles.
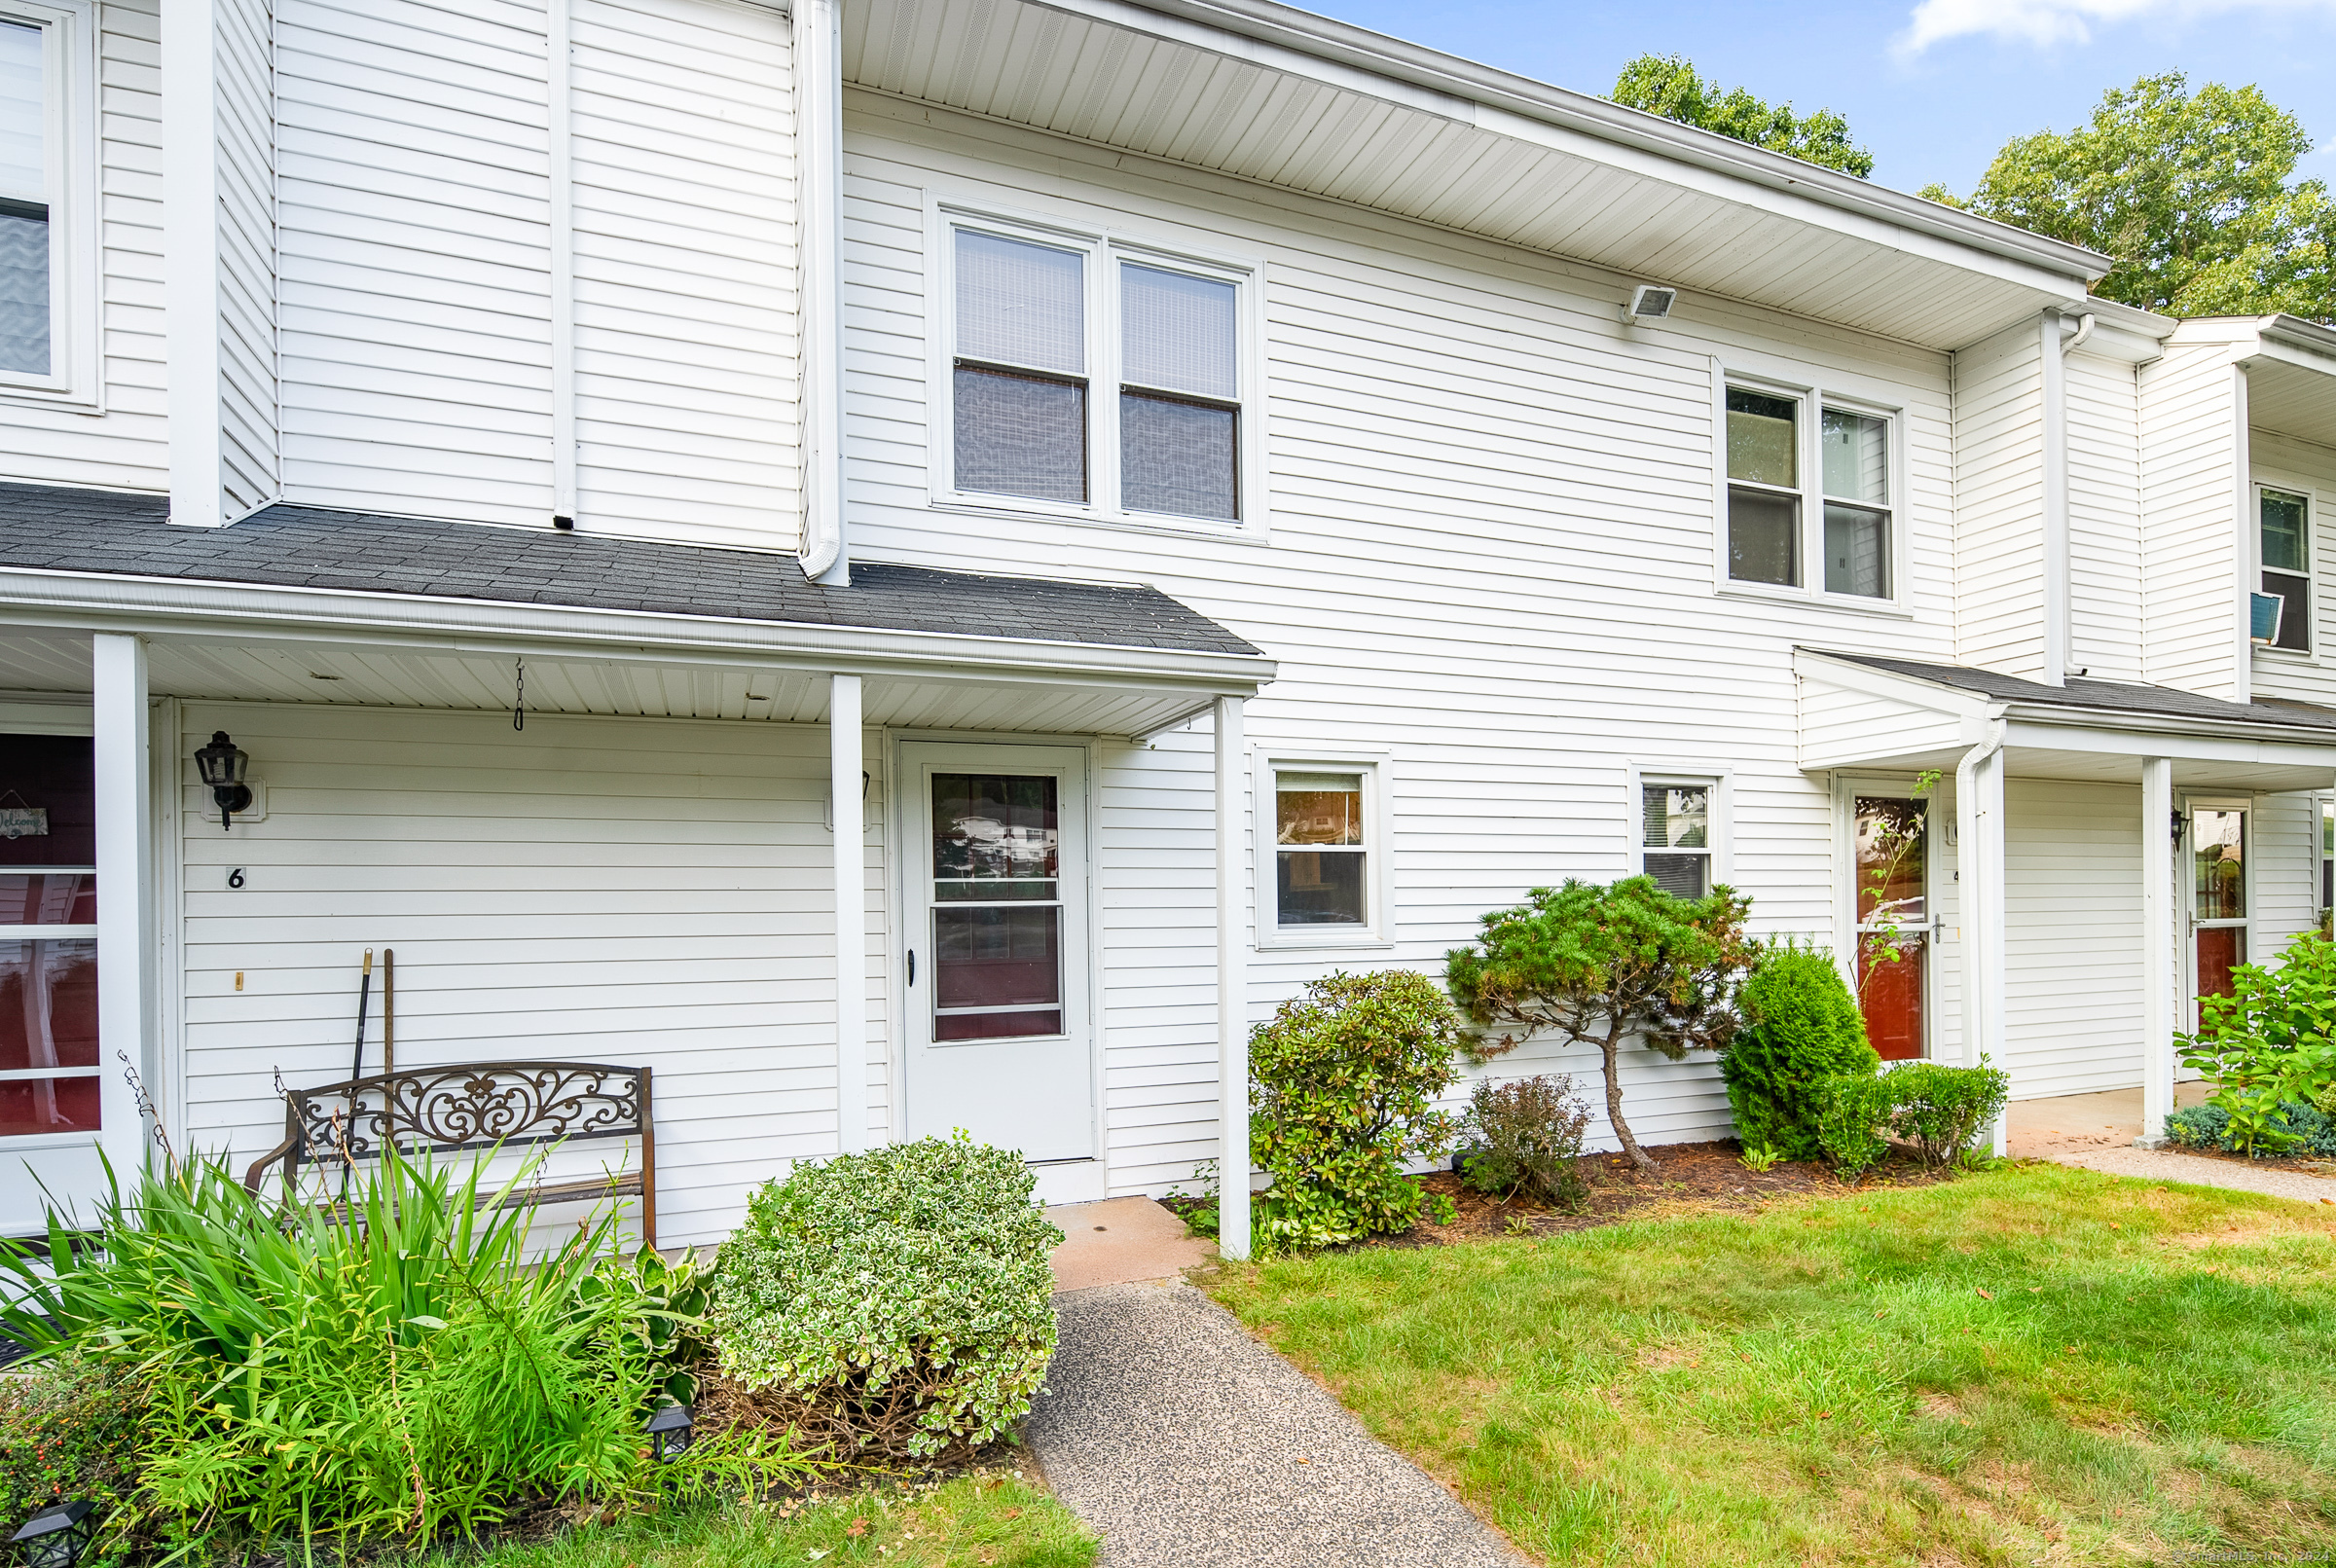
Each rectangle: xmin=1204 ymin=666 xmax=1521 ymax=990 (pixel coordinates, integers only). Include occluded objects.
xmin=1922 ymin=73 xmax=2334 ymax=320
xmin=1720 ymin=943 xmax=1880 ymax=1161
xmin=1246 ymin=970 xmax=1476 ymax=1251
xmin=1446 ymin=876 xmax=1757 ymax=1173
xmin=1610 ymin=54 xmax=1874 ymax=178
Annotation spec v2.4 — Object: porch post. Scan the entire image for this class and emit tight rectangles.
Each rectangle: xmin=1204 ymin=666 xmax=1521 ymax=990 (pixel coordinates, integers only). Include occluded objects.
xmin=1215 ymin=694 xmax=1250 ymax=1261
xmin=91 ymin=634 xmax=157 ymax=1166
xmin=2138 ymin=756 xmax=2175 ymax=1148
xmin=830 ymin=673 xmax=867 ymax=1153
xmin=1956 ymin=733 xmax=2008 ymax=1154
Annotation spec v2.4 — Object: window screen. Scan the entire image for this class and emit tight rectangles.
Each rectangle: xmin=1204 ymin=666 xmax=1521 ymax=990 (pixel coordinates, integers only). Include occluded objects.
xmin=1642 ymin=784 xmax=1711 ymax=900
xmin=954 ymin=231 xmax=1088 ymax=503
xmin=1726 ymin=388 xmax=1799 ymax=587
xmin=0 ymin=21 xmax=48 ymax=379
xmin=1121 ymin=263 xmax=1238 ymax=521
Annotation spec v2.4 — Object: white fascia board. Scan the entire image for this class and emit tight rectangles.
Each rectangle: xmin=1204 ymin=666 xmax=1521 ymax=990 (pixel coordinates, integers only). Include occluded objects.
xmin=2262 ymin=314 xmax=2336 ymax=365
xmin=1999 ymin=706 xmax=2336 ymax=761
xmin=1044 ymin=0 xmax=2107 ymax=290
xmin=0 ymin=568 xmax=1276 ymax=697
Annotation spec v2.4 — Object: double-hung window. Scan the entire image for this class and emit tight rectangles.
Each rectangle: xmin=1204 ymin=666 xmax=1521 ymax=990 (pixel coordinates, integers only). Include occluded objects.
xmin=1639 ymin=780 xmax=1717 ymax=899
xmin=1724 ymin=381 xmax=1896 ymax=603
xmin=2260 ymin=486 xmax=2312 ymax=653
xmin=0 ymin=15 xmax=54 ymax=382
xmin=945 ymin=214 xmax=1252 ymax=528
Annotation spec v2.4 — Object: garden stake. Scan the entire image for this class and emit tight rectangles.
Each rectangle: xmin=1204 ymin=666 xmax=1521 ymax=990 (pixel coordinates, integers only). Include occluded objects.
xmin=383 ymin=948 xmax=395 ymax=1149
xmin=342 ymin=950 xmax=374 ymax=1206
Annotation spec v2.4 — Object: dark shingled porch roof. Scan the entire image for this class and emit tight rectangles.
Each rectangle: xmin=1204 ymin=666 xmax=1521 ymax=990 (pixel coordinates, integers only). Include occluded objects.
xmin=1809 ymin=649 xmax=2336 ymax=734
xmin=0 ymin=483 xmax=1262 ymax=657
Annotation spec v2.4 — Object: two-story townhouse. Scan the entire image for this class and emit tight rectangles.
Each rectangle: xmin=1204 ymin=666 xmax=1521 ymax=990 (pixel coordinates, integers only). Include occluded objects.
xmin=2 ymin=0 xmax=2333 ymax=1256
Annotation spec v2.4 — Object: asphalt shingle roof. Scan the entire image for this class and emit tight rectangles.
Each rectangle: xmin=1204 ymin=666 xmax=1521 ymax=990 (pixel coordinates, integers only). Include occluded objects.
xmin=0 ymin=483 xmax=1262 ymax=657
xmin=1811 ymin=649 xmax=2336 ymax=734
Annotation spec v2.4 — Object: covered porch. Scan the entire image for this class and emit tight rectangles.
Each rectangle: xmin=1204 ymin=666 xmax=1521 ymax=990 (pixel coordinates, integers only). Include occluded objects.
xmin=0 ymin=488 xmax=1274 ymax=1254
xmin=1798 ymin=647 xmax=2336 ymax=1149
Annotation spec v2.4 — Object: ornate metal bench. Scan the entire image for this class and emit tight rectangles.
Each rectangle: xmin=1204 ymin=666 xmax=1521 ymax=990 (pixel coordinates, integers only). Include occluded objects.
xmin=240 ymin=1061 xmax=657 ymax=1250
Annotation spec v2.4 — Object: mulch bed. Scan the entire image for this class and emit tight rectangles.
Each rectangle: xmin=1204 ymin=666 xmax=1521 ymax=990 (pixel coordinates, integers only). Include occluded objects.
xmin=2154 ymin=1142 xmax=2336 ymax=1179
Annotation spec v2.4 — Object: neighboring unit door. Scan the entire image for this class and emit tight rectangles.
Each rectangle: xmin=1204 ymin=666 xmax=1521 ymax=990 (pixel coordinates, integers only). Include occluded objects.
xmin=2188 ymin=804 xmax=2249 ymax=1031
xmin=898 ymin=743 xmax=1095 ymax=1164
xmin=1853 ymin=793 xmax=1931 ymax=1060
xmin=2 ymin=734 xmax=106 ymax=1233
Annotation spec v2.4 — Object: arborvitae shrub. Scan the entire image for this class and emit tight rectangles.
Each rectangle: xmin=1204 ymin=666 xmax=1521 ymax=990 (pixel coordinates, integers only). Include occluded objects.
xmin=1720 ymin=944 xmax=1880 ymax=1160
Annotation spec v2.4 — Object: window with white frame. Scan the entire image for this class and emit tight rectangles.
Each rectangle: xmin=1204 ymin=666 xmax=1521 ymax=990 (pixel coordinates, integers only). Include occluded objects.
xmin=0 ymin=14 xmax=54 ymax=381
xmin=1639 ymin=780 xmax=1716 ymax=899
xmin=1274 ymin=767 xmax=1369 ymax=930
xmin=2260 ymin=486 xmax=2311 ymax=653
xmin=1724 ymin=382 xmax=1895 ymax=602
xmin=945 ymin=216 xmax=1250 ymax=526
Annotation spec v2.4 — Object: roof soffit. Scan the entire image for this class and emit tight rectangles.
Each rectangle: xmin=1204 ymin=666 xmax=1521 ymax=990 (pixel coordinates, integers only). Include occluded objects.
xmin=850 ymin=0 xmax=2107 ymax=348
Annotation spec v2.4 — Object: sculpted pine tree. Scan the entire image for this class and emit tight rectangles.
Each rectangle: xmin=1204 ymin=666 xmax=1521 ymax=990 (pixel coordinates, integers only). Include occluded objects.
xmin=1445 ymin=877 xmax=1756 ymax=1174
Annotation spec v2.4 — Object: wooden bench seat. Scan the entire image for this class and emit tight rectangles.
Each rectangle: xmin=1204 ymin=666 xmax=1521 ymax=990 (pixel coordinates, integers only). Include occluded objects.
xmin=240 ymin=1061 xmax=656 ymax=1249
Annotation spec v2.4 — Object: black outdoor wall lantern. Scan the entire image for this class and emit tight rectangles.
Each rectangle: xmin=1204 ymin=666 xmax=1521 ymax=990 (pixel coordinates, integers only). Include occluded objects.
xmin=11 ymin=1499 xmax=95 ymax=1568
xmin=194 ymin=731 xmax=252 ymax=831
xmin=643 ymin=1403 xmax=694 ymax=1463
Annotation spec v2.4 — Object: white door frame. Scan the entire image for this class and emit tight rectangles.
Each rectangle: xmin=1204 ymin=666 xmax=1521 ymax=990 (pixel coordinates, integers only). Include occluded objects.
xmin=888 ymin=736 xmax=1103 ymax=1172
xmin=2180 ymin=793 xmax=2256 ymax=1031
xmin=1833 ymin=771 xmax=1946 ymax=1059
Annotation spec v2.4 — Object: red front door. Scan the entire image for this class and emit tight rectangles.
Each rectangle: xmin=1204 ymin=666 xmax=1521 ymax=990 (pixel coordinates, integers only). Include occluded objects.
xmin=1854 ymin=795 xmax=1929 ymax=1060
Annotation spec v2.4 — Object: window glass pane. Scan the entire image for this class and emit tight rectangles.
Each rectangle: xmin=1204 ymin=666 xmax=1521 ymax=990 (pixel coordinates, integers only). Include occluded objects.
xmin=1642 ymin=852 xmax=1707 ymax=900
xmin=0 ymin=22 xmax=38 ymax=201
xmin=1725 ymin=387 xmax=1796 ymax=488
xmin=1821 ymin=409 xmax=1887 ymax=503
xmin=932 ymin=906 xmax=1062 ymax=1040
xmin=1641 ymin=785 xmax=1708 ymax=850
xmin=1121 ymin=264 xmax=1235 ymax=400
xmin=1277 ymin=850 xmax=1366 ymax=925
xmin=1277 ymin=773 xmax=1362 ymax=846
xmin=2193 ymin=809 xmax=2245 ymax=921
xmin=954 ymin=366 xmax=1086 ymax=502
xmin=1120 ymin=391 xmax=1235 ymax=521
xmin=2262 ymin=489 xmax=2308 ymax=574
xmin=1728 ymin=487 xmax=1798 ymax=585
xmin=2 ymin=735 xmax=92 ymax=867
xmin=1824 ymin=503 xmax=1891 ymax=599
xmin=955 ymin=230 xmax=1083 ymax=375
xmin=0 ymin=873 xmax=93 ymax=924
xmin=931 ymin=773 xmax=1058 ymax=901
xmin=1854 ymin=797 xmax=1927 ymax=925
xmin=0 ymin=205 xmax=43 ymax=376
xmin=2262 ymin=569 xmax=2310 ymax=652
xmin=1 ymin=936 xmax=96 ymax=1073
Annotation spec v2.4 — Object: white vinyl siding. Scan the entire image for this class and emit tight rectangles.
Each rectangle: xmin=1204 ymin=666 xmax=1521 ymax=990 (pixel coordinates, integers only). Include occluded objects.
xmin=2063 ymin=346 xmax=2142 ymax=682
xmin=1952 ymin=318 xmax=2046 ymax=678
xmin=2001 ymin=779 xmax=2142 ymax=1100
xmin=2246 ymin=428 xmax=2336 ymax=704
xmin=2138 ymin=341 xmax=2245 ymax=699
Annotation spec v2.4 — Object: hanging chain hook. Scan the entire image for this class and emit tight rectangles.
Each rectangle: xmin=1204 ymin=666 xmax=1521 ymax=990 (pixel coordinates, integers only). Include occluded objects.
xmin=513 ymin=656 xmax=526 ymax=732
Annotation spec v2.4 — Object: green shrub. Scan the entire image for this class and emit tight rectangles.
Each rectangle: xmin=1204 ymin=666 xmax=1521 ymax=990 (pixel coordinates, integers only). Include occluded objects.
xmin=1813 ymin=1074 xmax=1895 ymax=1184
xmin=1459 ymin=1075 xmax=1591 ymax=1212
xmin=2166 ymin=1099 xmax=2336 ymax=1157
xmin=1445 ymin=877 xmax=1756 ymax=1172
xmin=707 ymin=1135 xmax=1060 ymax=1462
xmin=0 ymin=1356 xmax=148 ymax=1568
xmin=0 ymin=1150 xmax=769 ymax=1556
xmin=2179 ymin=930 xmax=2336 ymax=1154
xmin=1248 ymin=970 xmax=1471 ymax=1251
xmin=1719 ymin=943 xmax=1879 ymax=1160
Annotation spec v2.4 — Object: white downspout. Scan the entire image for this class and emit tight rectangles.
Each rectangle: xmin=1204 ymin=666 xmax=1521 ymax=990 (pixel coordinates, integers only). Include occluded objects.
xmin=1215 ymin=695 xmax=1250 ymax=1261
xmin=2040 ymin=310 xmax=2070 ymax=685
xmin=1955 ymin=715 xmax=2009 ymax=1152
xmin=794 ymin=0 xmax=847 ymax=585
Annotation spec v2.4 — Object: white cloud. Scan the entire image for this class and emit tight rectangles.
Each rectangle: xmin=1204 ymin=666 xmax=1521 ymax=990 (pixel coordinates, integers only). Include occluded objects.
xmin=1896 ymin=0 xmax=2336 ymax=54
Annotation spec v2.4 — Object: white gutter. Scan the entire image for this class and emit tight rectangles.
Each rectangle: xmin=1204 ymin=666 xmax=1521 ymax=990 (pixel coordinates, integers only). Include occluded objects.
xmin=0 ymin=567 xmax=1276 ymax=694
xmin=794 ymin=0 xmax=847 ymax=585
xmin=1073 ymin=0 xmax=2109 ymax=286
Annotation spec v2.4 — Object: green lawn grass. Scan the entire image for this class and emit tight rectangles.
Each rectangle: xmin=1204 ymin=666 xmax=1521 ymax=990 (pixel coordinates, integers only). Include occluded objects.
xmin=1207 ymin=1163 xmax=2336 ymax=1564
xmin=431 ymin=1471 xmax=1095 ymax=1568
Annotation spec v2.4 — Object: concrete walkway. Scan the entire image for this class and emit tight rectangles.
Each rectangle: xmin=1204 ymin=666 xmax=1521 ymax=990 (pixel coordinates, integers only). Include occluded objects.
xmin=1043 ymin=1196 xmax=1216 ymax=1291
xmin=2010 ymin=1085 xmax=2336 ymax=1206
xmin=1027 ymin=1281 xmax=1524 ymax=1568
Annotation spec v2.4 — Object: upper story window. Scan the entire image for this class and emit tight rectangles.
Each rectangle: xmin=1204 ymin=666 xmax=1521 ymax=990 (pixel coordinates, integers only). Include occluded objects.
xmin=0 ymin=17 xmax=52 ymax=382
xmin=941 ymin=211 xmax=1256 ymax=530
xmin=1724 ymin=380 xmax=1898 ymax=604
xmin=2259 ymin=486 xmax=2311 ymax=653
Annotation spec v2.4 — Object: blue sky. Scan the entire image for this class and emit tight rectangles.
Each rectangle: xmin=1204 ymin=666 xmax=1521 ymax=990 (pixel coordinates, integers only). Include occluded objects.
xmin=1308 ymin=0 xmax=2336 ymax=199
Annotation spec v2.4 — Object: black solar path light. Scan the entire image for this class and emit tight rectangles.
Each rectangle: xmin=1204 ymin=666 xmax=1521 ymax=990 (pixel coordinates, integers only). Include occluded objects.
xmin=11 ymin=1500 xmax=94 ymax=1568
xmin=644 ymin=1403 xmax=695 ymax=1462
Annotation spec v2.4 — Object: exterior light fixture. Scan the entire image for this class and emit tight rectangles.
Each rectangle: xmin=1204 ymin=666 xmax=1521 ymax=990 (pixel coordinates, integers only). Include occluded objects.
xmin=12 ymin=1500 xmax=95 ymax=1568
xmin=1623 ymin=283 xmax=1677 ymax=324
xmin=194 ymin=731 xmax=252 ymax=832
xmin=644 ymin=1403 xmax=694 ymax=1462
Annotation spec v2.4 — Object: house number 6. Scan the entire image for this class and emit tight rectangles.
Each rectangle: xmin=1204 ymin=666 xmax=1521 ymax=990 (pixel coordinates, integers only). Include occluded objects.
xmin=228 ymin=868 xmax=245 ymax=889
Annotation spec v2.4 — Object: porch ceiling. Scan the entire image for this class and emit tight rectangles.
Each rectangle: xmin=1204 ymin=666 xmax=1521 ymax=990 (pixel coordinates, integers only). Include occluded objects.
xmin=846 ymin=0 xmax=2106 ymax=349
xmin=2246 ymin=355 xmax=2336 ymax=452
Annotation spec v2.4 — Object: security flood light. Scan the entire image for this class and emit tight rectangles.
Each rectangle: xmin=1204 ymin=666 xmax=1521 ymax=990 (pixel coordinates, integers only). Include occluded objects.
xmin=1623 ymin=284 xmax=1677 ymax=324
xmin=194 ymin=731 xmax=252 ymax=831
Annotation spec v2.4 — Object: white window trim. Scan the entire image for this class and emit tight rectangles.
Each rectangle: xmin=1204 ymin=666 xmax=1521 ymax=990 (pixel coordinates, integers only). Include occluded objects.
xmin=0 ymin=0 xmax=98 ymax=410
xmin=1710 ymin=358 xmax=1910 ymax=616
xmin=2251 ymin=476 xmax=2322 ymax=665
xmin=1254 ymin=746 xmax=1393 ymax=951
xmin=1625 ymin=761 xmax=1732 ymax=894
xmin=925 ymin=195 xmax=1268 ymax=539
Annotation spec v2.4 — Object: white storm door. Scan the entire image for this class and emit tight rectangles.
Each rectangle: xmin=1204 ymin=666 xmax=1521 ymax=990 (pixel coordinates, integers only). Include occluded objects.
xmin=899 ymin=744 xmax=1094 ymax=1163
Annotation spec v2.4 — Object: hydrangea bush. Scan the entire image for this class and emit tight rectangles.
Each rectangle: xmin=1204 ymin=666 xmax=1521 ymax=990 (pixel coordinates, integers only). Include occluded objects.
xmin=708 ymin=1135 xmax=1061 ymax=1460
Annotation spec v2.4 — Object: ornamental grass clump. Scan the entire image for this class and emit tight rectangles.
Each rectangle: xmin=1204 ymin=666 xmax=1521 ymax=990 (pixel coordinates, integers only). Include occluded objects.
xmin=1720 ymin=942 xmax=1880 ymax=1161
xmin=706 ymin=1135 xmax=1061 ymax=1463
xmin=1246 ymin=970 xmax=1476 ymax=1252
